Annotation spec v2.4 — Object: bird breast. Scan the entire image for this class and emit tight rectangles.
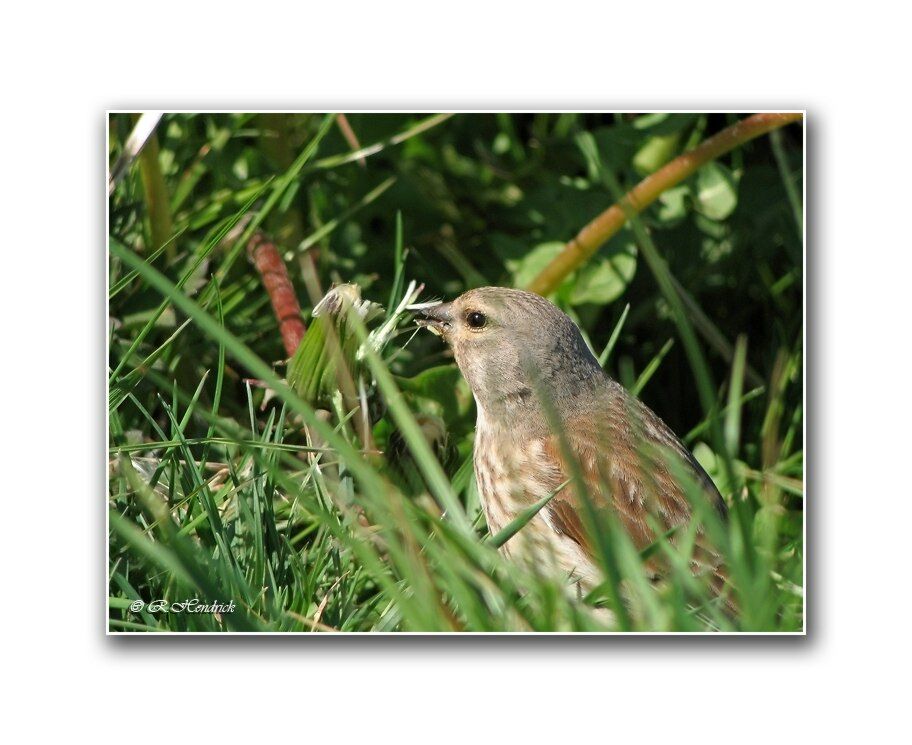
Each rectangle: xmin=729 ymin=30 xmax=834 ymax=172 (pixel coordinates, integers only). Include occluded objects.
xmin=472 ymin=406 xmax=600 ymax=588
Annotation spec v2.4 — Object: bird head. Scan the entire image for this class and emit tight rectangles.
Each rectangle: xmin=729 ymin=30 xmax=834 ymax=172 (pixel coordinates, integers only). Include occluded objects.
xmin=418 ymin=287 xmax=602 ymax=416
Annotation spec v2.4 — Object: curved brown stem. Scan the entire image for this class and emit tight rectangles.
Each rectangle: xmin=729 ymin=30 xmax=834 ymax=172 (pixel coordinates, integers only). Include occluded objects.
xmin=524 ymin=113 xmax=803 ymax=296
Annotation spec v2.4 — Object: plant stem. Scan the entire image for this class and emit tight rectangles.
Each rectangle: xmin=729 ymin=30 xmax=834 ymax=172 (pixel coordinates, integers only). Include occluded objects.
xmin=135 ymin=115 xmax=174 ymax=259
xmin=525 ymin=113 xmax=803 ymax=296
xmin=310 ymin=113 xmax=454 ymax=170
xmin=247 ymin=231 xmax=306 ymax=357
xmin=335 ymin=114 xmax=367 ymax=168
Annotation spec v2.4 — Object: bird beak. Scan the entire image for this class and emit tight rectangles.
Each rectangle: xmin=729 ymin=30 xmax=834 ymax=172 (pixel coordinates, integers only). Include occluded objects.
xmin=416 ymin=302 xmax=454 ymax=338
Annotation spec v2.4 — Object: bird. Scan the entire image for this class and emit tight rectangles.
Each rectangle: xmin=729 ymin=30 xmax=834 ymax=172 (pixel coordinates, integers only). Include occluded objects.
xmin=417 ymin=287 xmax=729 ymax=609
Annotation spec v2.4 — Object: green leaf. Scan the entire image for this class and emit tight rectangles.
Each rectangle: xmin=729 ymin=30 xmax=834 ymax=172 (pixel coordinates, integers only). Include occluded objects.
xmin=692 ymin=442 xmax=748 ymax=497
xmin=656 ymin=184 xmax=690 ymax=224
xmin=507 ymin=241 xmax=564 ymax=290
xmin=633 ymin=132 xmax=682 ymax=175
xmin=569 ymin=241 xmax=637 ymax=305
xmin=397 ymin=365 xmax=463 ymax=421
xmin=632 ymin=113 xmax=698 ymax=135
xmin=695 ymin=162 xmax=739 ymax=221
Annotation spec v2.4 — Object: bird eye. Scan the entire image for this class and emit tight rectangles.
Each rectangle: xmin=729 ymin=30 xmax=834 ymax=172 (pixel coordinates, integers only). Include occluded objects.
xmin=466 ymin=311 xmax=487 ymax=329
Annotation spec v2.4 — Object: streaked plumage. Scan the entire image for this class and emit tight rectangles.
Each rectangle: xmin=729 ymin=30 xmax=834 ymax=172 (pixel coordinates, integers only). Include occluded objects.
xmin=419 ymin=287 xmax=727 ymax=598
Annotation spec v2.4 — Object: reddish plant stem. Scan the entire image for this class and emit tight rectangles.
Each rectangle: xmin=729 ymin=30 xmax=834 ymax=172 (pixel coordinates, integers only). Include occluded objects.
xmin=247 ymin=232 xmax=306 ymax=357
xmin=335 ymin=114 xmax=367 ymax=168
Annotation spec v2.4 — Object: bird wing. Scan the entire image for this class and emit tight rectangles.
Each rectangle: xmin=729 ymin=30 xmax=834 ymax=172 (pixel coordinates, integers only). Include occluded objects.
xmin=532 ymin=389 xmax=726 ymax=571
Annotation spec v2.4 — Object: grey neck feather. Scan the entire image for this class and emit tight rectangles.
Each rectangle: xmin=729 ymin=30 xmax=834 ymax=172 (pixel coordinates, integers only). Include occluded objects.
xmin=466 ymin=325 xmax=605 ymax=434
